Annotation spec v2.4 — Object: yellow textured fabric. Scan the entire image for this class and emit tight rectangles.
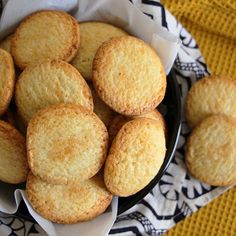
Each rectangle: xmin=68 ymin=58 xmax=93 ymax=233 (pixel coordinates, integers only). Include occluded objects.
xmin=165 ymin=187 xmax=236 ymax=236
xmin=162 ymin=0 xmax=236 ymax=79
xmin=160 ymin=0 xmax=236 ymax=235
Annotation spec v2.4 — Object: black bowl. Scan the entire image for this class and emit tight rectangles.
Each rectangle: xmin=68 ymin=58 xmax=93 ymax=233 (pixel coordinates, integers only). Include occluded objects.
xmin=15 ymin=68 xmax=181 ymax=220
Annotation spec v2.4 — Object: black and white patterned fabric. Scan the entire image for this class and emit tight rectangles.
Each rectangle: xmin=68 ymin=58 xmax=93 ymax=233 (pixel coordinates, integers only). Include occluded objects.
xmin=0 ymin=0 xmax=229 ymax=235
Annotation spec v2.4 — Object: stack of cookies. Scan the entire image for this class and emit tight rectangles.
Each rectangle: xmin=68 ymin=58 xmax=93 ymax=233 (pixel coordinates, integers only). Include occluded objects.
xmin=0 ymin=10 xmax=167 ymax=223
xmin=185 ymin=76 xmax=236 ymax=186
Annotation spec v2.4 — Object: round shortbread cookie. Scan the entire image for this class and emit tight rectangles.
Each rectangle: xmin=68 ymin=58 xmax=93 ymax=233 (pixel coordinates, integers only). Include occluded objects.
xmin=108 ymin=115 xmax=131 ymax=142
xmin=90 ymin=84 xmax=116 ymax=127
xmin=15 ymin=60 xmax=93 ymax=124
xmin=104 ymin=118 xmax=166 ymax=196
xmin=1 ymin=104 xmax=28 ymax=136
xmin=0 ymin=120 xmax=28 ymax=184
xmin=27 ymin=104 xmax=108 ymax=185
xmin=1 ymin=108 xmax=17 ymax=127
xmin=14 ymin=112 xmax=27 ymax=136
xmin=26 ymin=172 xmax=112 ymax=223
xmin=186 ymin=115 xmax=236 ymax=186
xmin=71 ymin=22 xmax=127 ymax=80
xmin=185 ymin=76 xmax=236 ymax=128
xmin=11 ymin=10 xmax=80 ymax=69
xmin=109 ymin=110 xmax=166 ymax=141
xmin=0 ymin=49 xmax=15 ymax=116
xmin=92 ymin=36 xmax=166 ymax=116
xmin=0 ymin=34 xmax=13 ymax=53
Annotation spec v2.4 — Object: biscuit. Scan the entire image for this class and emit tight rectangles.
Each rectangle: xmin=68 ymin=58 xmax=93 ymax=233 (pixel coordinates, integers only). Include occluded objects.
xmin=26 ymin=172 xmax=112 ymax=223
xmin=71 ymin=22 xmax=127 ymax=80
xmin=0 ymin=34 xmax=13 ymax=53
xmin=0 ymin=49 xmax=15 ymax=116
xmin=131 ymin=110 xmax=167 ymax=135
xmin=90 ymin=84 xmax=116 ymax=127
xmin=92 ymin=36 xmax=166 ymax=116
xmin=1 ymin=108 xmax=16 ymax=127
xmin=11 ymin=10 xmax=80 ymax=69
xmin=13 ymin=110 xmax=27 ymax=137
xmin=1 ymin=104 xmax=27 ymax=136
xmin=104 ymin=118 xmax=166 ymax=196
xmin=109 ymin=110 xmax=166 ymax=141
xmin=15 ymin=60 xmax=93 ymax=124
xmin=27 ymin=104 xmax=108 ymax=185
xmin=185 ymin=76 xmax=236 ymax=128
xmin=0 ymin=120 xmax=28 ymax=184
xmin=108 ymin=115 xmax=130 ymax=142
xmin=186 ymin=115 xmax=236 ymax=186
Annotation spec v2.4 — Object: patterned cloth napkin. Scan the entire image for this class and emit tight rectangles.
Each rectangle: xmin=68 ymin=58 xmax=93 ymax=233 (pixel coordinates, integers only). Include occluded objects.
xmin=0 ymin=0 xmax=231 ymax=235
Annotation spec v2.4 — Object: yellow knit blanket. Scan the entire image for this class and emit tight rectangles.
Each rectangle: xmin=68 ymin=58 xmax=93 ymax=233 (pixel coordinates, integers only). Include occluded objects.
xmin=162 ymin=0 xmax=236 ymax=79
xmin=161 ymin=0 xmax=236 ymax=235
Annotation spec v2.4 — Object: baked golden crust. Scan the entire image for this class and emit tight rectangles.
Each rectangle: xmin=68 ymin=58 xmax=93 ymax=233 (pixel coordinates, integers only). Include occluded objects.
xmin=186 ymin=115 xmax=236 ymax=186
xmin=0 ymin=49 xmax=15 ymax=116
xmin=15 ymin=60 xmax=93 ymax=124
xmin=0 ymin=120 xmax=28 ymax=183
xmin=109 ymin=110 xmax=166 ymax=141
xmin=92 ymin=36 xmax=166 ymax=116
xmin=11 ymin=10 xmax=80 ymax=69
xmin=0 ymin=34 xmax=13 ymax=53
xmin=1 ymin=108 xmax=17 ymax=127
xmin=71 ymin=21 xmax=127 ymax=80
xmin=185 ymin=76 xmax=236 ymax=128
xmin=26 ymin=172 xmax=112 ymax=223
xmin=27 ymin=104 xmax=109 ymax=185
xmin=108 ymin=115 xmax=130 ymax=142
xmin=89 ymin=84 xmax=116 ymax=127
xmin=104 ymin=118 xmax=166 ymax=196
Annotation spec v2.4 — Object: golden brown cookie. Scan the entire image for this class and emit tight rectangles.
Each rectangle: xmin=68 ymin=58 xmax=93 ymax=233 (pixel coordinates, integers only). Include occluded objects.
xmin=1 ymin=104 xmax=27 ymax=135
xmin=15 ymin=60 xmax=93 ymax=124
xmin=1 ymin=107 xmax=16 ymax=127
xmin=26 ymin=172 xmax=112 ymax=223
xmin=104 ymin=118 xmax=166 ymax=196
xmin=1 ymin=103 xmax=27 ymax=136
xmin=185 ymin=76 xmax=236 ymax=128
xmin=0 ymin=120 xmax=28 ymax=183
xmin=134 ymin=110 xmax=167 ymax=137
xmin=108 ymin=115 xmax=130 ymax=142
xmin=71 ymin=22 xmax=127 ymax=80
xmin=93 ymin=36 xmax=166 ymax=115
xmin=109 ymin=110 xmax=166 ymax=141
xmin=186 ymin=115 xmax=236 ymax=186
xmin=13 ymin=111 xmax=27 ymax=137
xmin=0 ymin=49 xmax=15 ymax=116
xmin=11 ymin=10 xmax=80 ymax=69
xmin=0 ymin=34 xmax=13 ymax=53
xmin=90 ymin=84 xmax=116 ymax=127
xmin=27 ymin=104 xmax=108 ymax=185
